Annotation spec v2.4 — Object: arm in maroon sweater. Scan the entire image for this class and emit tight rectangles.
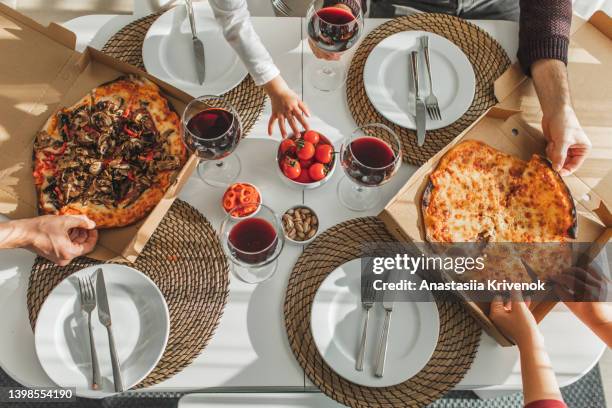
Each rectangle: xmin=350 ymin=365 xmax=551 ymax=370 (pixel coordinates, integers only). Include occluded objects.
xmin=518 ymin=0 xmax=572 ymax=74
xmin=518 ymin=0 xmax=591 ymax=176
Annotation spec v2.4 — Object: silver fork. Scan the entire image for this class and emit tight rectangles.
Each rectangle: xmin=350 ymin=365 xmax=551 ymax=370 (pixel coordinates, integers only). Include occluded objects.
xmin=420 ymin=36 xmax=442 ymax=121
xmin=355 ymin=270 xmax=377 ymax=371
xmin=78 ymin=276 xmax=101 ymax=390
xmin=272 ymin=0 xmax=292 ymax=16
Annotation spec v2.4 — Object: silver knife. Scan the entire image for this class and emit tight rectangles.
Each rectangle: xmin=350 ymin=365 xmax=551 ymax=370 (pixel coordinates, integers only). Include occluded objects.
xmin=96 ymin=268 xmax=124 ymax=392
xmin=374 ymin=270 xmax=399 ymax=377
xmin=186 ymin=0 xmax=206 ymax=85
xmin=410 ymin=51 xmax=427 ymax=147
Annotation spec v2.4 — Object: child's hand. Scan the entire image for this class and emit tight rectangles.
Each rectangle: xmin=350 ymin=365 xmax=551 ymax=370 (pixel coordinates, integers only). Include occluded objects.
xmin=489 ymin=292 xmax=542 ymax=348
xmin=263 ymin=76 xmax=310 ymax=137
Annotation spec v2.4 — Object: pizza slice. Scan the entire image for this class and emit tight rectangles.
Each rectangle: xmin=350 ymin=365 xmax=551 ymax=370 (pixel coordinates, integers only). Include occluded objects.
xmin=423 ymin=140 xmax=525 ymax=243
xmin=504 ymin=155 xmax=577 ymax=242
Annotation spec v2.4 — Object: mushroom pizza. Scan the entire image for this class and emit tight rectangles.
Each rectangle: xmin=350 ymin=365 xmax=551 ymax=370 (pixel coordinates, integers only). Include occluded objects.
xmin=33 ymin=75 xmax=186 ymax=228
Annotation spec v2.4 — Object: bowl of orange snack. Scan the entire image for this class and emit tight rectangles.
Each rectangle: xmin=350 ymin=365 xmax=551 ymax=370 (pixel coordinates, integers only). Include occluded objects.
xmin=222 ymin=182 xmax=262 ymax=219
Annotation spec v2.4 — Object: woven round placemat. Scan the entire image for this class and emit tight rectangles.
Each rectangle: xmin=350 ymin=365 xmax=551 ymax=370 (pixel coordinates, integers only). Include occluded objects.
xmin=284 ymin=217 xmax=481 ymax=408
xmin=101 ymin=11 xmax=266 ymax=137
xmin=27 ymin=199 xmax=229 ymax=388
xmin=347 ymin=13 xmax=511 ymax=166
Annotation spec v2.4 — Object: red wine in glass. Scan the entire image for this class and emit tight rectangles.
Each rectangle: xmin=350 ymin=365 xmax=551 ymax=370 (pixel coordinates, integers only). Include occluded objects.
xmin=342 ymin=136 xmax=397 ymax=186
xmin=308 ymin=5 xmax=361 ymax=53
xmin=185 ymin=108 xmax=241 ymax=160
xmin=228 ymin=217 xmax=278 ymax=264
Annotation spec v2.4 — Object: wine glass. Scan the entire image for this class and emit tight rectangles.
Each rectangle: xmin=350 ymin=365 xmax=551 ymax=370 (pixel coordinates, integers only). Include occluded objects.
xmin=306 ymin=0 xmax=363 ymax=92
xmin=220 ymin=204 xmax=285 ymax=284
xmin=338 ymin=123 xmax=402 ymax=211
xmin=182 ymin=95 xmax=242 ymax=187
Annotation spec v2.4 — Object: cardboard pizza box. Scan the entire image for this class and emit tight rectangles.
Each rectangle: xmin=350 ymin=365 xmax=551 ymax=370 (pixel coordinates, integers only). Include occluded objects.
xmin=379 ymin=11 xmax=612 ymax=346
xmin=0 ymin=3 xmax=198 ymax=262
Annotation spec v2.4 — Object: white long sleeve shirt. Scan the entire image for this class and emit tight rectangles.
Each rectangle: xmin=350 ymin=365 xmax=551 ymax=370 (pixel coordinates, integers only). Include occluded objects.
xmin=209 ymin=0 xmax=280 ymax=86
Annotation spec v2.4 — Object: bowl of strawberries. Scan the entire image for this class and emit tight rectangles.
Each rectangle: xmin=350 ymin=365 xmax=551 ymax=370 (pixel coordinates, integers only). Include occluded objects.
xmin=276 ymin=130 xmax=336 ymax=189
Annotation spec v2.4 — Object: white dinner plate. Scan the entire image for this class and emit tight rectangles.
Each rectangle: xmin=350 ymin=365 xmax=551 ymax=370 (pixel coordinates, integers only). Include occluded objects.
xmin=311 ymin=259 xmax=439 ymax=387
xmin=143 ymin=2 xmax=248 ymax=96
xmin=363 ymin=31 xmax=475 ymax=130
xmin=35 ymin=264 xmax=169 ymax=398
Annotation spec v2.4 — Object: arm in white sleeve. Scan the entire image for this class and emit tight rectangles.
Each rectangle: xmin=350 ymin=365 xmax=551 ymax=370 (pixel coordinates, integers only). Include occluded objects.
xmin=208 ymin=0 xmax=280 ymax=86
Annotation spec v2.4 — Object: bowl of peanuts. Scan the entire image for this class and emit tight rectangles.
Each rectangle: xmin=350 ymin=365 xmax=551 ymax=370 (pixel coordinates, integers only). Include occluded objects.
xmin=281 ymin=205 xmax=319 ymax=245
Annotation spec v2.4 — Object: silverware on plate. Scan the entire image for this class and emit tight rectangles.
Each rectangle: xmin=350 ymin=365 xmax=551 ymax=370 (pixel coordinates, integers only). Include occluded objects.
xmin=374 ymin=270 xmax=399 ymax=377
xmin=96 ymin=268 xmax=124 ymax=392
xmin=185 ymin=0 xmax=206 ymax=85
xmin=78 ymin=276 xmax=101 ymax=390
xmin=420 ymin=36 xmax=442 ymax=121
xmin=410 ymin=51 xmax=427 ymax=147
xmin=355 ymin=270 xmax=377 ymax=371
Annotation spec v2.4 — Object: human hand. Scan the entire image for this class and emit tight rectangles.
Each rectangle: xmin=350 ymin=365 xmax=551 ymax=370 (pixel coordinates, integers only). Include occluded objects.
xmin=22 ymin=215 xmax=98 ymax=266
xmin=551 ymin=266 xmax=609 ymax=302
xmin=308 ymin=38 xmax=341 ymax=61
xmin=551 ymin=266 xmax=612 ymax=346
xmin=489 ymin=292 xmax=541 ymax=348
xmin=494 ymin=294 xmax=563 ymax=405
xmin=264 ymin=75 xmax=310 ymax=137
xmin=530 ymin=59 xmax=591 ymax=176
xmin=542 ymin=104 xmax=591 ymax=176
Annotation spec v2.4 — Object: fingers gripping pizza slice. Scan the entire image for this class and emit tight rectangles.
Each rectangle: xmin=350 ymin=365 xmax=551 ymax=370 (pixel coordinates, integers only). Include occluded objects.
xmin=33 ymin=75 xmax=187 ymax=228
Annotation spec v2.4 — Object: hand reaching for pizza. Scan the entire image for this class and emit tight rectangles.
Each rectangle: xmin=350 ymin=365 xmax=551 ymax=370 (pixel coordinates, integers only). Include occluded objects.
xmin=543 ymin=105 xmax=591 ymax=176
xmin=264 ymin=75 xmax=310 ymax=138
xmin=491 ymin=292 xmax=564 ymax=404
xmin=21 ymin=215 xmax=98 ymax=266
xmin=531 ymin=60 xmax=591 ymax=177
xmin=551 ymin=266 xmax=610 ymax=302
xmin=489 ymin=292 xmax=541 ymax=348
xmin=551 ymin=266 xmax=612 ymax=347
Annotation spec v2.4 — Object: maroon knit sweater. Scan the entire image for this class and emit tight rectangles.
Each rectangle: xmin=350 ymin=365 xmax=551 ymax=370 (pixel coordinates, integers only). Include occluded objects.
xmin=518 ymin=0 xmax=572 ymax=74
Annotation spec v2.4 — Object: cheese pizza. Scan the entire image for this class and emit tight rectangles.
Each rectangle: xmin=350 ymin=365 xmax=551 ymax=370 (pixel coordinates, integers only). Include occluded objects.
xmin=422 ymin=140 xmax=576 ymax=243
xmin=422 ymin=140 xmax=576 ymax=282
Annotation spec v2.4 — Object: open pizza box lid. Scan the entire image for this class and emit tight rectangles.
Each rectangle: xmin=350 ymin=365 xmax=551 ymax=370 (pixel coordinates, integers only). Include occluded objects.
xmin=379 ymin=11 xmax=612 ymax=346
xmin=0 ymin=4 xmax=198 ymax=262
